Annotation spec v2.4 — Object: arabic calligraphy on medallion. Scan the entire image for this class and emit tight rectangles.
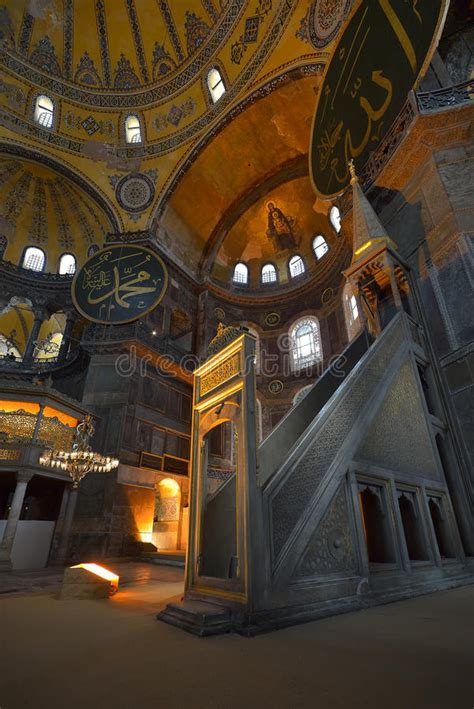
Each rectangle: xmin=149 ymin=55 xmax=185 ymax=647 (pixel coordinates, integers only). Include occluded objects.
xmin=310 ymin=0 xmax=447 ymax=198
xmin=72 ymin=245 xmax=168 ymax=324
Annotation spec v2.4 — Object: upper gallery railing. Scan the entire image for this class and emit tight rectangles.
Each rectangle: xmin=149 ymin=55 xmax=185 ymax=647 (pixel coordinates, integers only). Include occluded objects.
xmin=416 ymin=79 xmax=474 ymax=112
xmin=0 ymin=349 xmax=80 ymax=373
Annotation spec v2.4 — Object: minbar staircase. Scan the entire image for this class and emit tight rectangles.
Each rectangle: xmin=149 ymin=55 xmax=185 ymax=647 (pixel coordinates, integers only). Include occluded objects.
xmin=158 ymin=314 xmax=473 ymax=635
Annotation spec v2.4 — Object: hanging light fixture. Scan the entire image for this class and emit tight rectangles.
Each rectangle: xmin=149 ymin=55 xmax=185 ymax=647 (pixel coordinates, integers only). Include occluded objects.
xmin=39 ymin=414 xmax=119 ymax=488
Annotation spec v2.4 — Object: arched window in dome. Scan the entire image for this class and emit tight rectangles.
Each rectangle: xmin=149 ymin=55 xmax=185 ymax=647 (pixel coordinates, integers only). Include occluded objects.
xmin=312 ymin=235 xmax=329 ymax=260
xmin=58 ymin=253 xmax=76 ymax=275
xmin=232 ymin=262 xmax=248 ymax=285
xmin=343 ymin=282 xmax=361 ymax=341
xmin=330 ymin=206 xmax=342 ymax=234
xmin=288 ymin=255 xmax=305 ymax=278
xmin=125 ymin=114 xmax=142 ymax=144
xmin=34 ymin=95 xmax=54 ymax=128
xmin=207 ymin=67 xmax=226 ymax=103
xmin=261 ymin=263 xmax=277 ymax=284
xmin=87 ymin=244 xmax=100 ymax=257
xmin=290 ymin=317 xmax=322 ymax=370
xmin=22 ymin=247 xmax=45 ymax=272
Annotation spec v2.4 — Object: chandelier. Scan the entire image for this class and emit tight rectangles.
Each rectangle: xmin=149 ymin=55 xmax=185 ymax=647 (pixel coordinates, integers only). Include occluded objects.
xmin=39 ymin=414 xmax=119 ymax=488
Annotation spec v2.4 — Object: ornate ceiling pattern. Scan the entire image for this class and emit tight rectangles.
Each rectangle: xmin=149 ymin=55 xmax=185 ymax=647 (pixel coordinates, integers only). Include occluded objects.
xmin=0 ymin=157 xmax=112 ymax=266
xmin=0 ymin=0 xmax=355 ymax=289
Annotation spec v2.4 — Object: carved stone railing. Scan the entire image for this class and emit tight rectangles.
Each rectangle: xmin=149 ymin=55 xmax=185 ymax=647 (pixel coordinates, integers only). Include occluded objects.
xmin=0 ymin=259 xmax=74 ymax=316
xmin=0 ymin=348 xmax=81 ymax=374
xmin=0 ymin=259 xmax=73 ymax=289
xmin=0 ymin=441 xmax=51 ymax=470
xmin=82 ymin=322 xmax=194 ymax=368
xmin=417 ymin=80 xmax=474 ymax=113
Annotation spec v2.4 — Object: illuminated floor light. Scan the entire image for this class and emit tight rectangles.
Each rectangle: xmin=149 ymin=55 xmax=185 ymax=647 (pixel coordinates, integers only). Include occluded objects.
xmin=71 ymin=563 xmax=119 ymax=593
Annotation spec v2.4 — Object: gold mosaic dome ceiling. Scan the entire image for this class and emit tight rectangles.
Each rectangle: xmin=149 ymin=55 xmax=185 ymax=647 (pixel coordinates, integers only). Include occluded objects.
xmin=0 ymin=0 xmax=354 ymax=284
xmin=0 ymin=156 xmax=113 ymax=266
xmin=3 ymin=0 xmax=228 ymax=93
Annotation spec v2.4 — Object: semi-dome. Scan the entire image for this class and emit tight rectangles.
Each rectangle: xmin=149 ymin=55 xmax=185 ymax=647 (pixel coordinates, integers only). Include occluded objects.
xmin=0 ymin=155 xmax=114 ymax=270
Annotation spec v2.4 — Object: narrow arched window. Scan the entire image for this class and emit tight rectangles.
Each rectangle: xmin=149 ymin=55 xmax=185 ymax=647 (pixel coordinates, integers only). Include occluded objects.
xmin=88 ymin=244 xmax=100 ymax=257
xmin=34 ymin=95 xmax=54 ymax=128
xmin=207 ymin=67 xmax=225 ymax=103
xmin=232 ymin=262 xmax=248 ymax=285
xmin=22 ymin=247 xmax=45 ymax=272
xmin=125 ymin=114 xmax=142 ymax=144
xmin=261 ymin=263 xmax=277 ymax=284
xmin=58 ymin=253 xmax=76 ymax=275
xmin=288 ymin=255 xmax=305 ymax=278
xmin=312 ymin=235 xmax=329 ymax=260
xmin=343 ymin=282 xmax=361 ymax=341
xmin=290 ymin=317 xmax=322 ymax=370
xmin=349 ymin=295 xmax=359 ymax=321
xmin=330 ymin=206 xmax=342 ymax=234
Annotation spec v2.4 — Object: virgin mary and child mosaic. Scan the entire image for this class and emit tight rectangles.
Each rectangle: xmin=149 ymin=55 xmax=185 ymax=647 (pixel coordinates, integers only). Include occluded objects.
xmin=266 ymin=202 xmax=300 ymax=253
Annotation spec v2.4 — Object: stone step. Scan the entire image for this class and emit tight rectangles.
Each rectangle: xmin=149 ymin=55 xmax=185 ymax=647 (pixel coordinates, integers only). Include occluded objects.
xmin=157 ymin=599 xmax=233 ymax=636
xmin=141 ymin=550 xmax=185 ymax=567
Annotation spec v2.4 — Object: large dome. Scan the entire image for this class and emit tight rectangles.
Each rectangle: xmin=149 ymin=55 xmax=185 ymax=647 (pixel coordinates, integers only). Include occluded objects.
xmin=0 ymin=0 xmax=352 ymax=283
xmin=3 ymin=0 xmax=227 ymax=94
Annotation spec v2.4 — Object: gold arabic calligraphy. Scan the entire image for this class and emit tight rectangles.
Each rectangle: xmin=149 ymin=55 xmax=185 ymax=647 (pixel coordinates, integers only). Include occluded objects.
xmin=315 ymin=0 xmax=425 ymax=192
xmin=83 ymin=251 xmax=159 ymax=310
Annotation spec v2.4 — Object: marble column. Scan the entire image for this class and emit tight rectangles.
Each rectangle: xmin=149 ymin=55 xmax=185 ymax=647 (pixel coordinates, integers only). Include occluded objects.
xmin=48 ymin=484 xmax=71 ymax=563
xmin=55 ymin=486 xmax=78 ymax=565
xmin=31 ymin=403 xmax=45 ymax=444
xmin=23 ymin=309 xmax=45 ymax=365
xmin=58 ymin=311 xmax=75 ymax=360
xmin=0 ymin=470 xmax=34 ymax=570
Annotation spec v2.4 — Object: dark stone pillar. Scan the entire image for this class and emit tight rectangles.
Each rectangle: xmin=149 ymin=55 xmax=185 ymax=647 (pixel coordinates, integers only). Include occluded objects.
xmin=23 ymin=309 xmax=45 ymax=365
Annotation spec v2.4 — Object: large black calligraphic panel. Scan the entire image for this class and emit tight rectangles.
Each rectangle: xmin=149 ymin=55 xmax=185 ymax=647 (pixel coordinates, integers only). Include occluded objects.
xmin=310 ymin=0 xmax=447 ymax=198
xmin=72 ymin=245 xmax=168 ymax=324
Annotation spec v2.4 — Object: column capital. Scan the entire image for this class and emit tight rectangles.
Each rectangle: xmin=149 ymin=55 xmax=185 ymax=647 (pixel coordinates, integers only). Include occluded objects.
xmin=32 ymin=307 xmax=47 ymax=321
xmin=16 ymin=470 xmax=34 ymax=484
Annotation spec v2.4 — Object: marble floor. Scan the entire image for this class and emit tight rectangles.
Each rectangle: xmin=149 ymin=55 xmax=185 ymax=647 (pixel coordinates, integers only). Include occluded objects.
xmin=0 ymin=564 xmax=472 ymax=709
xmin=0 ymin=560 xmax=180 ymax=594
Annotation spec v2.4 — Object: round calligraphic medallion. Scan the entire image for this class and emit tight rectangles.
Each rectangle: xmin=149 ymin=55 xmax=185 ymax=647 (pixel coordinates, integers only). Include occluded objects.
xmin=265 ymin=312 xmax=281 ymax=327
xmin=72 ymin=245 xmax=168 ymax=325
xmin=321 ymin=287 xmax=334 ymax=305
xmin=308 ymin=0 xmax=351 ymax=49
xmin=268 ymin=379 xmax=283 ymax=395
xmin=115 ymin=173 xmax=155 ymax=213
xmin=310 ymin=0 xmax=448 ymax=198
